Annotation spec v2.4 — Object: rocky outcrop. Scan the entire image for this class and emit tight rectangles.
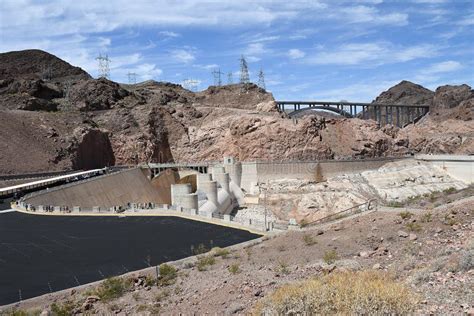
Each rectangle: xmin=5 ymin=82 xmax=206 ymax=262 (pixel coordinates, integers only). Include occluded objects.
xmin=68 ymin=78 xmax=129 ymax=111
xmin=69 ymin=127 xmax=115 ymax=170
xmin=0 ymin=49 xmax=90 ymax=82
xmin=432 ymin=84 xmax=473 ymax=109
xmin=195 ymin=83 xmax=274 ymax=110
xmin=373 ymin=80 xmax=434 ymax=105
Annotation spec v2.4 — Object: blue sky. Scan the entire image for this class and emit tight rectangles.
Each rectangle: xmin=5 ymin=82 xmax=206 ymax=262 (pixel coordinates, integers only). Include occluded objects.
xmin=0 ymin=0 xmax=473 ymax=101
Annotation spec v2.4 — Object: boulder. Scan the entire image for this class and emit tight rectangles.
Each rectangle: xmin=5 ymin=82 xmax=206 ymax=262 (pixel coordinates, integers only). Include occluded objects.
xmin=432 ymin=84 xmax=473 ymax=109
xmin=69 ymin=78 xmax=129 ymax=111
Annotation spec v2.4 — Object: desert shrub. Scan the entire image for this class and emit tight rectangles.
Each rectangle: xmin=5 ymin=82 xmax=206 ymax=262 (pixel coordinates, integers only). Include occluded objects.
xmin=388 ymin=201 xmax=404 ymax=208
xmin=197 ymin=255 xmax=216 ymax=271
xmin=2 ymin=309 xmax=39 ymax=316
xmin=94 ymin=277 xmax=130 ymax=301
xmin=212 ymin=247 xmax=230 ymax=258
xmin=406 ymin=222 xmax=422 ymax=232
xmin=276 ymin=261 xmax=290 ymax=275
xmin=420 ymin=212 xmax=432 ymax=223
xmin=300 ymin=219 xmax=309 ymax=228
xmin=443 ymin=187 xmax=456 ymax=194
xmin=155 ymin=289 xmax=170 ymax=302
xmin=398 ymin=211 xmax=413 ymax=220
xmin=144 ymin=275 xmax=156 ymax=287
xmin=323 ymin=250 xmax=338 ymax=264
xmin=444 ymin=214 xmax=457 ymax=226
xmin=192 ymin=243 xmax=209 ymax=255
xmin=50 ymin=302 xmax=75 ymax=316
xmin=228 ymin=263 xmax=240 ymax=274
xmin=158 ymin=264 xmax=177 ymax=286
xmin=303 ymin=234 xmax=317 ymax=246
xmin=254 ymin=270 xmax=417 ymax=315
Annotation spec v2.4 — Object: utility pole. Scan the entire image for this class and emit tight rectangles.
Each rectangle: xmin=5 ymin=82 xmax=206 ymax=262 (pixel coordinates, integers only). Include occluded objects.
xmin=239 ymin=55 xmax=250 ymax=85
xmin=96 ymin=53 xmax=111 ymax=79
xmin=127 ymin=72 xmax=137 ymax=84
xmin=211 ymin=68 xmax=223 ymax=86
xmin=227 ymin=72 xmax=233 ymax=85
xmin=257 ymin=68 xmax=266 ymax=90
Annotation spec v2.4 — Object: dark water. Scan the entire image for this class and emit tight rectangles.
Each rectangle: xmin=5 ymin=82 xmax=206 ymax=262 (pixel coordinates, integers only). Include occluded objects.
xmin=0 ymin=212 xmax=260 ymax=305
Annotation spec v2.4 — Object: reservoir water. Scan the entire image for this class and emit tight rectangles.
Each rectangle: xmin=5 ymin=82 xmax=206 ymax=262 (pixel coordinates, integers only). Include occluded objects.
xmin=0 ymin=211 xmax=260 ymax=305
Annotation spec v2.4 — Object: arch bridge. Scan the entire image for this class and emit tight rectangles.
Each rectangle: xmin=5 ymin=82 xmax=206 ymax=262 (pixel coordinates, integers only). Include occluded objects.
xmin=276 ymin=101 xmax=430 ymax=127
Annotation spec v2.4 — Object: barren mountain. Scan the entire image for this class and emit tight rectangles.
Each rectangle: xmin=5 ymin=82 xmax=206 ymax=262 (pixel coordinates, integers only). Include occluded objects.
xmin=0 ymin=49 xmax=472 ymax=174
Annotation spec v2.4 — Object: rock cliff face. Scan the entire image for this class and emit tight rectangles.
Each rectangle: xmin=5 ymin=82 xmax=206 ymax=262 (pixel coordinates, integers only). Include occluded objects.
xmin=0 ymin=49 xmax=472 ymax=174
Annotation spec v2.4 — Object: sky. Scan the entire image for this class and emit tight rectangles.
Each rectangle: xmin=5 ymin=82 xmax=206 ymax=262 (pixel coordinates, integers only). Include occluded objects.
xmin=0 ymin=0 xmax=473 ymax=101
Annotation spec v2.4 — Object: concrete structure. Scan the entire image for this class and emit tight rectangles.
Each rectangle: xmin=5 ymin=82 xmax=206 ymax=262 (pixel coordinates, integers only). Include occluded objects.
xmin=170 ymin=183 xmax=192 ymax=207
xmin=415 ymin=154 xmax=473 ymax=184
xmin=179 ymin=193 xmax=198 ymax=211
xmin=23 ymin=168 xmax=163 ymax=209
xmin=239 ymin=157 xmax=406 ymax=192
xmin=198 ymin=180 xmax=218 ymax=206
xmin=0 ymin=168 xmax=105 ymax=198
xmin=197 ymin=173 xmax=212 ymax=188
xmin=213 ymin=172 xmax=230 ymax=193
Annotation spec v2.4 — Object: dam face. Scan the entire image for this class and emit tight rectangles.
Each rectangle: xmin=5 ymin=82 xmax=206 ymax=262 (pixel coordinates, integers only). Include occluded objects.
xmin=0 ymin=211 xmax=259 ymax=305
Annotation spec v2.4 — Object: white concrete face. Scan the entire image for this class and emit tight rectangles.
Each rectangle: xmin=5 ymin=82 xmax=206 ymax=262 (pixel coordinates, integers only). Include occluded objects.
xmin=180 ymin=193 xmax=198 ymax=210
xmin=199 ymin=181 xmax=218 ymax=206
xmin=171 ymin=183 xmax=192 ymax=206
xmin=225 ymin=161 xmax=242 ymax=188
xmin=211 ymin=166 xmax=225 ymax=179
xmin=197 ymin=173 xmax=212 ymax=189
xmin=214 ymin=172 xmax=230 ymax=193
xmin=416 ymin=155 xmax=474 ymax=184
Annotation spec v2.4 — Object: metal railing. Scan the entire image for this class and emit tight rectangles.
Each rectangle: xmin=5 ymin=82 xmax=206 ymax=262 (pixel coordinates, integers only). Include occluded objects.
xmin=304 ymin=199 xmax=378 ymax=227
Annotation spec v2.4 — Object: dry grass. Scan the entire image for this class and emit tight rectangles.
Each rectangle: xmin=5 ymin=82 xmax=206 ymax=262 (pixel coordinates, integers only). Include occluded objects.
xmin=254 ymin=270 xmax=418 ymax=315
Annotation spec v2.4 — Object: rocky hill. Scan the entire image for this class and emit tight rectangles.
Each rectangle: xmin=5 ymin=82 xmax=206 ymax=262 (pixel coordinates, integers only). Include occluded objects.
xmin=0 ymin=49 xmax=472 ymax=174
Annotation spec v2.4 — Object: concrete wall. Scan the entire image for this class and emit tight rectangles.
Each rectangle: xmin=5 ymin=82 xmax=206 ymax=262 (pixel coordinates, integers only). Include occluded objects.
xmin=239 ymin=158 xmax=407 ymax=192
xmin=25 ymin=168 xmax=162 ymax=209
xmin=415 ymin=154 xmax=474 ymax=184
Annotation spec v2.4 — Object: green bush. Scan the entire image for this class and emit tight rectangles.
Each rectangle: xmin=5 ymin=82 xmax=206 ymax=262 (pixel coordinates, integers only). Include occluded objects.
xmin=228 ymin=263 xmax=240 ymax=274
xmin=212 ymin=247 xmax=230 ymax=258
xmin=323 ymin=250 xmax=338 ymax=264
xmin=406 ymin=222 xmax=422 ymax=232
xmin=398 ymin=211 xmax=413 ymax=220
xmin=51 ymin=302 xmax=75 ymax=316
xmin=94 ymin=277 xmax=130 ymax=301
xmin=158 ymin=264 xmax=177 ymax=286
xmin=197 ymin=255 xmax=216 ymax=271
xmin=420 ymin=212 xmax=432 ymax=223
xmin=303 ymin=234 xmax=317 ymax=246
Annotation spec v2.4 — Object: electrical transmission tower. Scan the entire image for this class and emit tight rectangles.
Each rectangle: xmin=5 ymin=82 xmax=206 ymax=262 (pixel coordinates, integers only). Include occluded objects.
xmin=96 ymin=54 xmax=111 ymax=79
xmin=239 ymin=55 xmax=250 ymax=85
xmin=182 ymin=78 xmax=199 ymax=92
xmin=127 ymin=72 xmax=137 ymax=84
xmin=227 ymin=72 xmax=233 ymax=84
xmin=211 ymin=68 xmax=223 ymax=86
xmin=258 ymin=68 xmax=266 ymax=90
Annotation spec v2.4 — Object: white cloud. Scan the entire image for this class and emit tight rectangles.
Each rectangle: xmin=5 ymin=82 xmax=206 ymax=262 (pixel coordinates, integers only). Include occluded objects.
xmin=306 ymin=42 xmax=438 ymax=66
xmin=423 ymin=60 xmax=462 ymax=74
xmin=336 ymin=5 xmax=408 ymax=26
xmin=288 ymin=48 xmax=306 ymax=59
xmin=245 ymin=43 xmax=267 ymax=55
xmin=158 ymin=31 xmax=180 ymax=38
xmin=457 ymin=13 xmax=474 ymax=26
xmin=310 ymin=80 xmax=400 ymax=102
xmin=170 ymin=49 xmax=195 ymax=63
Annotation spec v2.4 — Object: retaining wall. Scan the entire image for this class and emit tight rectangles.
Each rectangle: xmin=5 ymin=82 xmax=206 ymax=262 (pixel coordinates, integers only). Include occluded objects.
xmin=240 ymin=157 xmax=407 ymax=192
xmin=415 ymin=154 xmax=474 ymax=184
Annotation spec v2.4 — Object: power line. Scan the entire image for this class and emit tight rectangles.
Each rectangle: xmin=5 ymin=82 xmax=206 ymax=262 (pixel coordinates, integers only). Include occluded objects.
xmin=95 ymin=54 xmax=111 ymax=79
xmin=239 ymin=55 xmax=250 ymax=85
xmin=227 ymin=72 xmax=233 ymax=84
xmin=258 ymin=68 xmax=266 ymax=90
xmin=127 ymin=72 xmax=137 ymax=84
xmin=211 ymin=68 xmax=223 ymax=86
